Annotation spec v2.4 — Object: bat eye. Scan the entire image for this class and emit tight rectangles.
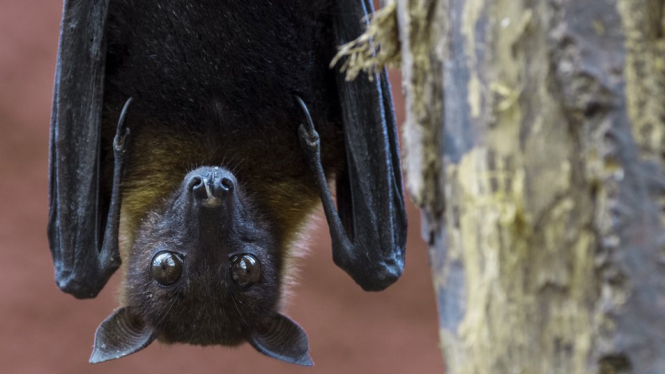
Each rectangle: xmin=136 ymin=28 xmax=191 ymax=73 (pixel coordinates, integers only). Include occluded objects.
xmin=151 ymin=252 xmax=183 ymax=286
xmin=230 ymin=254 xmax=261 ymax=288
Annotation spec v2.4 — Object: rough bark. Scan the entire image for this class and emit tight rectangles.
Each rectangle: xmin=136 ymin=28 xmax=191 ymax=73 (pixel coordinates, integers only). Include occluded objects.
xmin=396 ymin=0 xmax=665 ymax=373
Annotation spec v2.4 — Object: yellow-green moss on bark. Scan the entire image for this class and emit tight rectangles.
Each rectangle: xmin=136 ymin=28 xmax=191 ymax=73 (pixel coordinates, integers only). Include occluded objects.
xmin=341 ymin=0 xmax=665 ymax=372
xmin=438 ymin=0 xmax=601 ymax=372
xmin=617 ymin=0 xmax=665 ymax=162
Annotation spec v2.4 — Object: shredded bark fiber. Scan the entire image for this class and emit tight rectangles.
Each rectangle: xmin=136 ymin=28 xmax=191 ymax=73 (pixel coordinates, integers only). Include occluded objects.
xmin=330 ymin=1 xmax=402 ymax=81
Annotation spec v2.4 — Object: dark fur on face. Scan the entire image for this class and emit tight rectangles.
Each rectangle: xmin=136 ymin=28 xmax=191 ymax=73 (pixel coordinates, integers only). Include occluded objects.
xmin=90 ymin=166 xmax=313 ymax=365
xmin=125 ymin=167 xmax=281 ymax=346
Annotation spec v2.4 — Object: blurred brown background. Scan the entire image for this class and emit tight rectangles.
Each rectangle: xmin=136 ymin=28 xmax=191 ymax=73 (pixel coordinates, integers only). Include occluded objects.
xmin=0 ymin=1 xmax=443 ymax=373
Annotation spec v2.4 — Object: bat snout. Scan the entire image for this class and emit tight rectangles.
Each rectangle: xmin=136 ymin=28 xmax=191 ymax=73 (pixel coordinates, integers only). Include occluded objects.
xmin=186 ymin=167 xmax=236 ymax=207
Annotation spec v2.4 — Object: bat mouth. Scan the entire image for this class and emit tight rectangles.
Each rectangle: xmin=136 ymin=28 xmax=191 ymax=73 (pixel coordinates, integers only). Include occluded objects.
xmin=202 ymin=197 xmax=222 ymax=208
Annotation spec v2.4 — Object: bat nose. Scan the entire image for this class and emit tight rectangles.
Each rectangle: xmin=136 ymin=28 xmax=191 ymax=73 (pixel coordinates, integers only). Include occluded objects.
xmin=186 ymin=167 xmax=235 ymax=202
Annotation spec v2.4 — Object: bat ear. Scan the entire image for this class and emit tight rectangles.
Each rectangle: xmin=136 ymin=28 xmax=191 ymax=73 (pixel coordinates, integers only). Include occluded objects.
xmin=90 ymin=306 xmax=158 ymax=364
xmin=247 ymin=313 xmax=313 ymax=366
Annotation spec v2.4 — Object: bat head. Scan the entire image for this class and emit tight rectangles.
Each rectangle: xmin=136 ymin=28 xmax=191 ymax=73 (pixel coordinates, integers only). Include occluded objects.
xmin=90 ymin=166 xmax=312 ymax=366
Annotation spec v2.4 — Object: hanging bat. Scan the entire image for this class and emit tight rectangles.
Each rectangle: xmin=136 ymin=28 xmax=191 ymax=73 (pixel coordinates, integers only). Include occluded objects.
xmin=48 ymin=0 xmax=406 ymax=366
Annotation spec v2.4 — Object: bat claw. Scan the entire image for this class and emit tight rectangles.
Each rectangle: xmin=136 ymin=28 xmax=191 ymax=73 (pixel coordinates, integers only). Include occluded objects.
xmin=113 ymin=97 xmax=133 ymax=153
xmin=113 ymin=128 xmax=131 ymax=153
xmin=294 ymin=96 xmax=321 ymax=156
xmin=298 ymin=124 xmax=320 ymax=155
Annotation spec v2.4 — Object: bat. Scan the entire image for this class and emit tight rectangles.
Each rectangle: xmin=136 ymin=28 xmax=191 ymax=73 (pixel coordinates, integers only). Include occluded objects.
xmin=48 ymin=0 xmax=406 ymax=366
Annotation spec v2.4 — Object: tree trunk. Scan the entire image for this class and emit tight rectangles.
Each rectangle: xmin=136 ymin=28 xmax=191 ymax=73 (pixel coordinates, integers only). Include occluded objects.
xmin=396 ymin=0 xmax=665 ymax=373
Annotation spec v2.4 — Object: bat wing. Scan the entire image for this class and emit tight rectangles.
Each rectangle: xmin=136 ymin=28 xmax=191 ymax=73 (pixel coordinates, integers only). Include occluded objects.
xmin=332 ymin=0 xmax=407 ymax=290
xmin=48 ymin=0 xmax=127 ymax=299
xmin=298 ymin=0 xmax=407 ymax=291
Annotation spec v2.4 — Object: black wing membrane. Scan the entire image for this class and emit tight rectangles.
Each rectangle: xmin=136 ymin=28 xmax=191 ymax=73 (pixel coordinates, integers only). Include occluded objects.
xmin=298 ymin=0 xmax=406 ymax=291
xmin=332 ymin=0 xmax=407 ymax=290
xmin=48 ymin=0 xmax=123 ymax=299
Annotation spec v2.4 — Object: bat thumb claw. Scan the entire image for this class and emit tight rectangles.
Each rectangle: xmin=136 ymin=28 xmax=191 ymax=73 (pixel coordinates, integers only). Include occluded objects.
xmin=298 ymin=124 xmax=320 ymax=154
xmin=113 ymin=97 xmax=133 ymax=152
